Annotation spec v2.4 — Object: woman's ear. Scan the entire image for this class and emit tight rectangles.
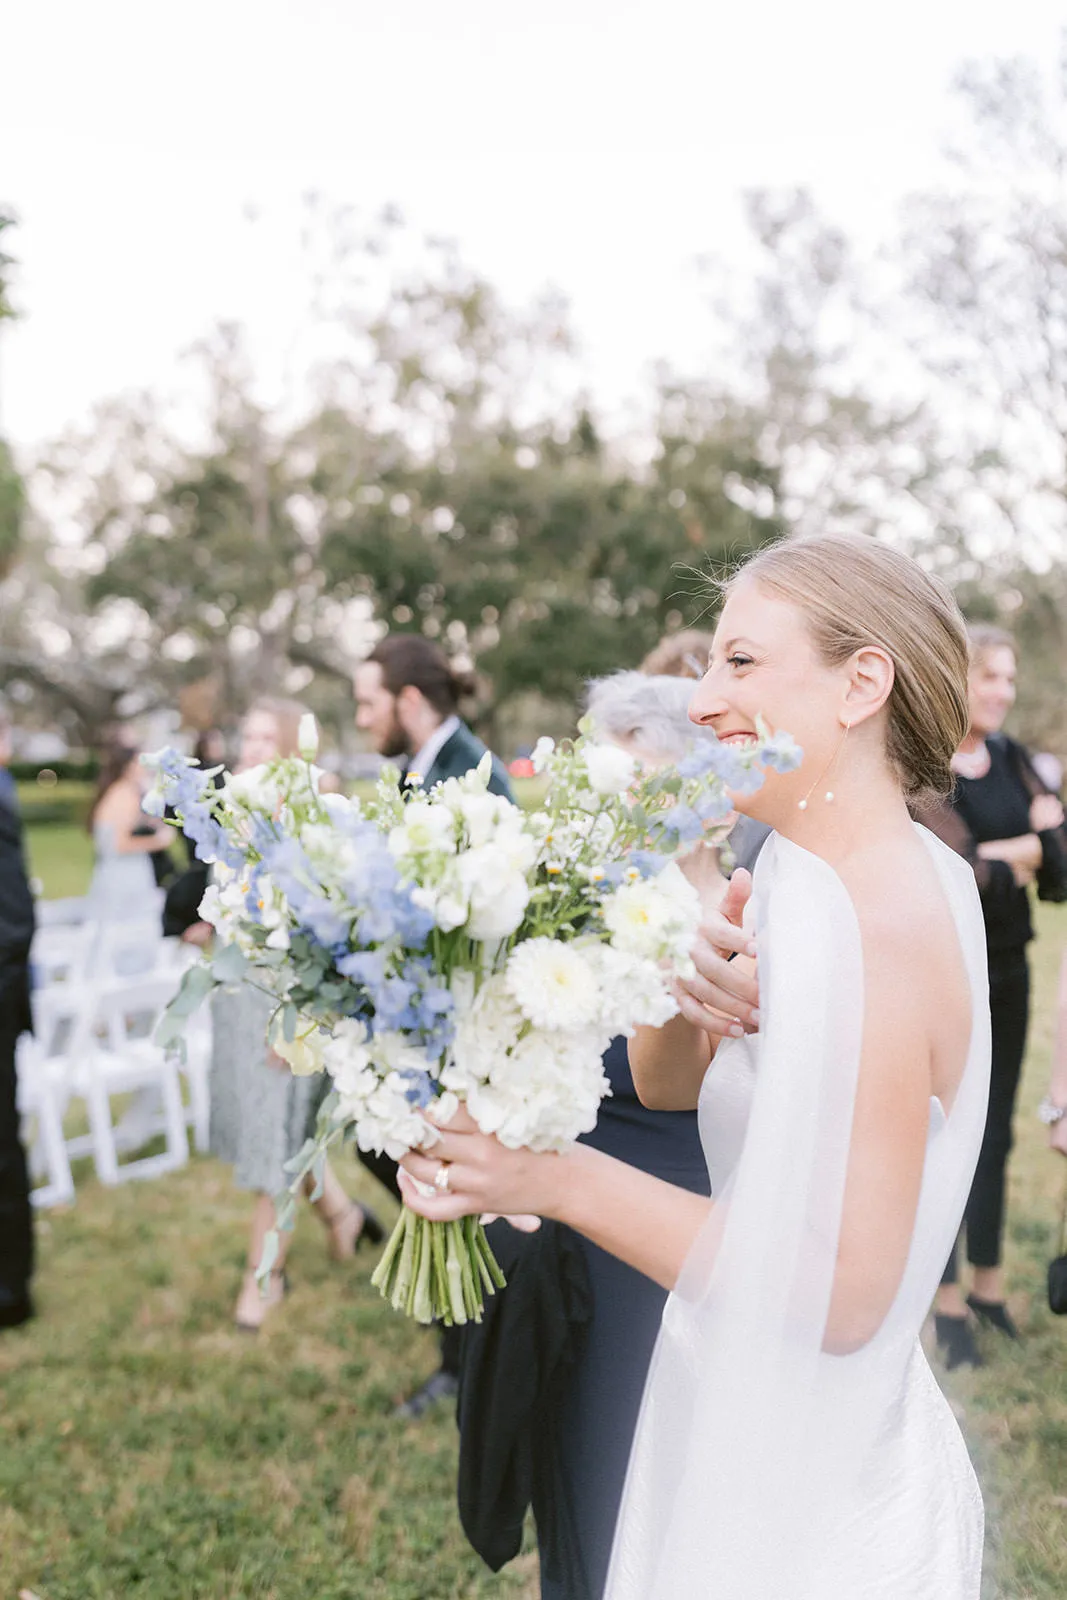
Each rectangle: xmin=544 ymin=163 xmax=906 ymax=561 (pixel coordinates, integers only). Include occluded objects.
xmin=842 ymin=647 xmax=895 ymax=728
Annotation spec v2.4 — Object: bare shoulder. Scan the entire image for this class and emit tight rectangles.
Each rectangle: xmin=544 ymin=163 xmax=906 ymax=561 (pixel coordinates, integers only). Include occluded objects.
xmin=95 ymin=782 xmax=140 ymax=825
xmin=843 ymin=835 xmax=971 ymax=1095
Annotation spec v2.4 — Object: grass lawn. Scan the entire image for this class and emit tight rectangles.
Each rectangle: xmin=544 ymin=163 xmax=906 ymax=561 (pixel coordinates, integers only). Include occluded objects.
xmin=5 ymin=829 xmax=1066 ymax=1597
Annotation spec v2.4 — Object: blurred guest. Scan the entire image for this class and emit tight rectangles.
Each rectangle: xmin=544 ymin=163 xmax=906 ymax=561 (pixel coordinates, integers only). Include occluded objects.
xmin=354 ymin=635 xmax=513 ymax=799
xmin=352 ymin=635 xmax=513 ymax=1417
xmin=209 ymin=699 xmax=382 ymax=1333
xmin=1032 ymin=751 xmax=1064 ymax=795
xmin=0 ymin=706 xmax=35 ymax=1328
xmin=638 ymin=628 xmax=715 ymax=681
xmin=86 ymin=745 xmax=173 ymax=920
xmin=919 ymin=624 xmax=1067 ymax=1365
xmin=1044 ymin=950 xmax=1067 ymax=1161
xmin=458 ymin=674 xmax=751 ymax=1600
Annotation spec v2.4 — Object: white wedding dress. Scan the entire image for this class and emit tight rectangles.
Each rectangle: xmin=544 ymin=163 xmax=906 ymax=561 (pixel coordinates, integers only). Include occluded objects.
xmin=606 ymin=826 xmax=990 ymax=1599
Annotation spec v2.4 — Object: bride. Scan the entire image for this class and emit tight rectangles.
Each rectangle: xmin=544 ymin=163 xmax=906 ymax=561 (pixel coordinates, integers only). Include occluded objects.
xmin=400 ymin=534 xmax=990 ymax=1599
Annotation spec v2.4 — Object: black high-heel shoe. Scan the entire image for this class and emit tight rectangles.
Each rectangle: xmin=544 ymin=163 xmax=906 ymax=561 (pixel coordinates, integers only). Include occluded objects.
xmin=356 ymin=1203 xmax=386 ymax=1249
xmin=966 ymin=1294 xmax=1020 ymax=1340
xmin=934 ymin=1312 xmax=984 ymax=1370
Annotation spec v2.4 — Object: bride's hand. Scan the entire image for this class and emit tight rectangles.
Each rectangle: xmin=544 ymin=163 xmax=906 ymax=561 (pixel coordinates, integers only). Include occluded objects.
xmin=398 ymin=1103 xmax=559 ymax=1224
xmin=672 ymin=869 xmax=760 ymax=1039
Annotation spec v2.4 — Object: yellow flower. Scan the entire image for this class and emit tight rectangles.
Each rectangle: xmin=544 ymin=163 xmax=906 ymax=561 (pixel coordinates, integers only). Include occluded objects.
xmin=271 ymin=1027 xmax=328 ymax=1077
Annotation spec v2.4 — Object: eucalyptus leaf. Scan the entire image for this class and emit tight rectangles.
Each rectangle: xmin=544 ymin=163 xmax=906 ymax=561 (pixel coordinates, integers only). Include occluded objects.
xmin=211 ymin=942 xmax=249 ymax=984
xmin=168 ymin=962 xmax=217 ymax=1017
xmin=257 ymin=1228 xmax=280 ymax=1284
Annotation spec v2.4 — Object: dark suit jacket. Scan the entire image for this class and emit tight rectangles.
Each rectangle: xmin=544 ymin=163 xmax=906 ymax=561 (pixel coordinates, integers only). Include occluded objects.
xmin=0 ymin=791 xmax=35 ymax=1028
xmin=410 ymin=722 xmax=514 ymax=803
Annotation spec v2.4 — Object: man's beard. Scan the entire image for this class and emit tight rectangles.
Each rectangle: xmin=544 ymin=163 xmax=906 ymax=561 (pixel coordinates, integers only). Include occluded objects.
xmin=379 ymin=709 xmax=409 ymax=761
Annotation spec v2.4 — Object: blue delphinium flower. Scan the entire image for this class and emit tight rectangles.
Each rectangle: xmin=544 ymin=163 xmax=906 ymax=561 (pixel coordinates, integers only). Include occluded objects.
xmin=400 ymin=1068 xmax=439 ymax=1108
xmin=659 ymin=804 xmax=704 ymax=844
xmin=759 ymin=730 xmax=803 ymax=773
xmin=337 ymin=949 xmax=388 ymax=988
xmin=145 ymin=749 xmax=245 ymax=869
xmin=692 ymin=788 xmax=735 ymax=824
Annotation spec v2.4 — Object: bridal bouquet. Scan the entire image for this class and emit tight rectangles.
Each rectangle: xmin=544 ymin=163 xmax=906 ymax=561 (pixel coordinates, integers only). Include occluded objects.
xmin=146 ymin=715 xmax=798 ymax=1326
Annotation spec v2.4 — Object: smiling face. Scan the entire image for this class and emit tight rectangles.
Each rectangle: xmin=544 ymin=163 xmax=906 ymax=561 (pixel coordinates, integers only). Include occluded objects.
xmin=687 ymin=578 xmax=857 ymax=824
xmin=967 ymin=645 xmax=1016 ymax=739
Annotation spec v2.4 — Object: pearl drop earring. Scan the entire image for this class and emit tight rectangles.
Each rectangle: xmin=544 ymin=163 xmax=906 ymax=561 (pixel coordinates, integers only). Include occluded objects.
xmin=797 ymin=722 xmax=851 ymax=811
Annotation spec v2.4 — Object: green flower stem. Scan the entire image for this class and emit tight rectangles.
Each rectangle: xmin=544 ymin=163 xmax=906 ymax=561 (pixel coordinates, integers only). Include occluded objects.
xmin=430 ymin=1219 xmax=452 ymax=1326
xmin=370 ymin=1208 xmax=507 ymax=1325
xmin=412 ymin=1214 xmax=436 ymax=1323
xmin=444 ymin=1221 xmax=468 ymax=1325
xmin=394 ymin=1206 xmax=417 ymax=1313
xmin=369 ymin=1210 xmax=405 ymax=1290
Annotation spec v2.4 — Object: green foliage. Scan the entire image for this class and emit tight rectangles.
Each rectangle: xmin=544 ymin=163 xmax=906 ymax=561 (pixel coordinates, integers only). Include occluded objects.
xmin=316 ymin=409 xmax=782 ymax=716
xmin=0 ymin=206 xmax=18 ymax=323
xmin=0 ymin=436 xmax=24 ymax=575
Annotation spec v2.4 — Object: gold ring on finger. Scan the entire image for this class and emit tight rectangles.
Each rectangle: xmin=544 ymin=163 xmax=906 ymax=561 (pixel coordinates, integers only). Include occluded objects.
xmin=433 ymin=1162 xmax=452 ymax=1193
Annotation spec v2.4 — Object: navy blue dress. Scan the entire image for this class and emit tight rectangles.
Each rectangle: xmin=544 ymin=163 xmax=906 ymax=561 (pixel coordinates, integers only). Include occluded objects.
xmin=538 ymin=1037 xmax=710 ymax=1600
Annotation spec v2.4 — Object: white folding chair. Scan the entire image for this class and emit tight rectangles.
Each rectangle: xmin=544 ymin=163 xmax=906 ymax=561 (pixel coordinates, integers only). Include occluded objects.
xmin=15 ymin=1033 xmax=76 ymax=1209
xmin=88 ymin=918 xmax=170 ymax=982
xmin=32 ymin=977 xmax=189 ymax=1187
xmin=30 ymin=923 xmax=97 ymax=988
xmin=96 ymin=971 xmax=211 ymax=1155
xmin=34 ymin=896 xmax=90 ymax=928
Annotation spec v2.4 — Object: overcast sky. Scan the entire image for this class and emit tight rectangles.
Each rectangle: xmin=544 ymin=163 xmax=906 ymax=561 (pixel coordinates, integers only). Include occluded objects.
xmin=4 ymin=1 xmax=1064 ymax=448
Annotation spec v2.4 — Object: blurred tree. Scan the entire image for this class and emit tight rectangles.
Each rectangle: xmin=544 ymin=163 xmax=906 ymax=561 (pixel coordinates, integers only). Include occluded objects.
xmin=898 ymin=41 xmax=1067 ymax=752
xmin=0 ymin=208 xmax=25 ymax=577
xmin=73 ymin=230 xmax=784 ymax=749
xmin=313 ymin=402 xmax=782 ymax=734
xmin=698 ymin=188 xmax=943 ymax=546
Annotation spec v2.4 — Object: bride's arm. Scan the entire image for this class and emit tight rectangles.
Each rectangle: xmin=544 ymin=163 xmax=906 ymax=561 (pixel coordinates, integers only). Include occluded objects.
xmin=401 ymin=919 xmax=938 ymax=1351
xmin=401 ymin=1124 xmax=712 ymax=1293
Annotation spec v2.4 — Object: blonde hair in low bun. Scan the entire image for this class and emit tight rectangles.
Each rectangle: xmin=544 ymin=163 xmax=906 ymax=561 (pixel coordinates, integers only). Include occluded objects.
xmin=726 ymin=535 xmax=970 ymax=801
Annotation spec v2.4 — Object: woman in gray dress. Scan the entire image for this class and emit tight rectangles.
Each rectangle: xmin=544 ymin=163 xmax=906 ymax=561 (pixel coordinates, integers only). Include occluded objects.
xmin=208 ymin=699 xmax=382 ymax=1332
xmin=86 ymin=745 xmax=172 ymax=923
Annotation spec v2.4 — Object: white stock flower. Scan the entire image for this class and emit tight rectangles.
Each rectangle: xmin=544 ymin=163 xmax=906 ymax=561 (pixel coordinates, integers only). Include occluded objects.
xmin=583 ymin=743 xmax=637 ymax=795
xmin=464 ymin=1029 xmax=609 ymax=1150
xmin=298 ymin=713 xmax=319 ymax=761
xmin=589 ymin=944 xmax=679 ymax=1033
xmin=505 ymin=939 xmax=601 ymax=1031
xmin=388 ymin=800 xmax=458 ymax=860
xmin=319 ymin=790 xmax=362 ymax=824
xmin=223 ymin=763 xmax=284 ymax=815
xmin=601 ymin=861 xmax=701 ymax=963
xmin=459 ymin=845 xmax=530 ymax=940
xmin=454 ymin=791 xmax=499 ymax=846
xmin=411 ymin=883 xmax=470 ymax=932
xmin=531 ymin=736 xmax=555 ymax=773
xmin=322 ymin=1019 xmax=373 ymax=1096
xmin=445 ymin=975 xmax=524 ymax=1090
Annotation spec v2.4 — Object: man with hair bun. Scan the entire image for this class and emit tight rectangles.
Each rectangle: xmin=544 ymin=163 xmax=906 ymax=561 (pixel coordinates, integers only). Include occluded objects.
xmin=354 ymin=635 xmax=513 ymax=801
xmin=353 ymin=634 xmax=514 ymax=1418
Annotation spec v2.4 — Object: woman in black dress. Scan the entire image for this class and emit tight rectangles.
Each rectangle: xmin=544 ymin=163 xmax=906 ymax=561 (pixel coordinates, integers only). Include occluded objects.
xmin=455 ymin=672 xmax=762 ymax=1600
xmin=921 ymin=625 xmax=1067 ymax=1366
